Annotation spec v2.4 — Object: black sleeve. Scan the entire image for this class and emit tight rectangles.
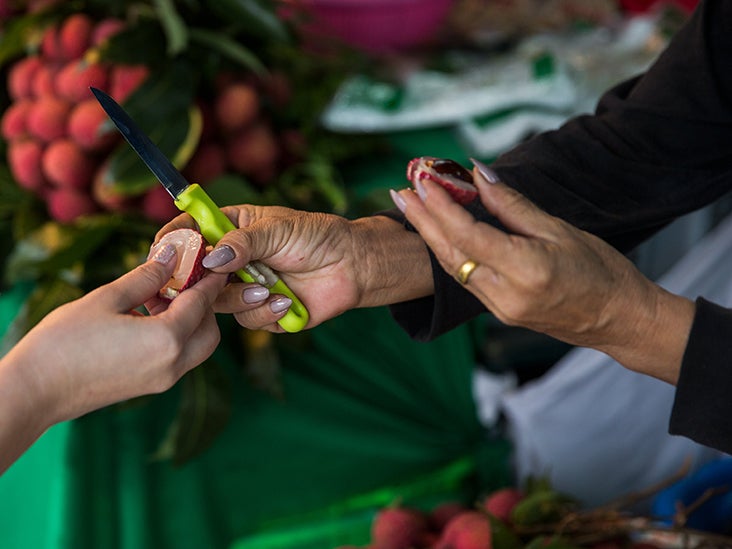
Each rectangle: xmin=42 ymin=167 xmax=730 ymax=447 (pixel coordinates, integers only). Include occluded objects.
xmin=670 ymin=298 xmax=732 ymax=454
xmin=388 ymin=0 xmax=732 ymax=341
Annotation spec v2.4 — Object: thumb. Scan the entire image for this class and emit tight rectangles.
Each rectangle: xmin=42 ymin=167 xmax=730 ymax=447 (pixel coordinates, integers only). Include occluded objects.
xmin=102 ymin=244 xmax=178 ymax=312
xmin=473 ymin=169 xmax=556 ymax=238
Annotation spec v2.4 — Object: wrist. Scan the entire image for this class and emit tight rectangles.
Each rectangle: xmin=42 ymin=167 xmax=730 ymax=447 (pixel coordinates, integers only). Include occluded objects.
xmin=350 ymin=215 xmax=433 ymax=308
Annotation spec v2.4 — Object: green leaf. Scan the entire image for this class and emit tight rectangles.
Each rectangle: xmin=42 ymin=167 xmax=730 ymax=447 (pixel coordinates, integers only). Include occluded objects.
xmin=151 ymin=360 xmax=233 ymax=466
xmin=153 ymin=0 xmax=189 ymax=55
xmin=16 ymin=278 xmax=84 ymax=333
xmin=189 ymin=28 xmax=265 ymax=75
xmin=206 ymin=0 xmax=290 ymax=43
xmin=202 ymin=174 xmax=267 ymax=207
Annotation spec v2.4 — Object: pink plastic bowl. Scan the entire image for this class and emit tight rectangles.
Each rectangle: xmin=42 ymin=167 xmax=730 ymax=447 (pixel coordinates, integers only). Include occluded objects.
xmin=290 ymin=0 xmax=456 ymax=54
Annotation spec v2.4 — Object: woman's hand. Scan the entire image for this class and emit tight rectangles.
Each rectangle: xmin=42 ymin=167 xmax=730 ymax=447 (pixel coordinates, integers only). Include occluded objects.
xmin=394 ymin=161 xmax=695 ymax=384
xmin=155 ymin=204 xmax=433 ymax=332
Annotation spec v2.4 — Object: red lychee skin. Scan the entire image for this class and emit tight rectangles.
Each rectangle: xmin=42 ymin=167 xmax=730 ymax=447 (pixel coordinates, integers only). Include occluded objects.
xmin=1 ymin=99 xmax=33 ymax=140
xmin=58 ymin=13 xmax=93 ymax=60
xmin=481 ymin=488 xmax=524 ymax=524
xmin=182 ymin=142 xmax=227 ymax=186
xmin=214 ymin=82 xmax=260 ymax=133
xmin=42 ymin=138 xmax=96 ymax=190
xmin=142 ymin=185 xmax=181 ymax=224
xmin=109 ymin=64 xmax=149 ymax=104
xmin=370 ymin=506 xmax=429 ymax=549
xmin=8 ymin=138 xmax=47 ymax=193
xmin=40 ymin=23 xmax=64 ymax=61
xmin=7 ymin=56 xmax=42 ymax=100
xmin=434 ymin=511 xmax=493 ymax=549
xmin=406 ymin=156 xmax=478 ymax=206
xmin=225 ymin=122 xmax=279 ymax=183
xmin=47 ymin=187 xmax=97 ymax=223
xmin=150 ymin=228 xmax=207 ymax=300
xmin=91 ymin=18 xmax=126 ymax=47
xmin=68 ymin=98 xmax=118 ymax=152
xmin=55 ymin=60 xmax=109 ymax=103
xmin=26 ymin=96 xmax=71 ymax=142
xmin=430 ymin=501 xmax=469 ymax=532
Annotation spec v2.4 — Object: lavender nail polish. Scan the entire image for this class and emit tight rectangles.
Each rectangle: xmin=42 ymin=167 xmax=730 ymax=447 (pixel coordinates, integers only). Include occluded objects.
xmin=202 ymin=245 xmax=235 ymax=268
xmin=150 ymin=243 xmax=176 ymax=265
xmin=470 ymin=158 xmax=501 ymax=184
xmin=270 ymin=297 xmax=292 ymax=314
xmin=390 ymin=189 xmax=407 ymax=213
xmin=414 ymin=179 xmax=427 ymax=201
xmin=243 ymin=285 xmax=269 ymax=304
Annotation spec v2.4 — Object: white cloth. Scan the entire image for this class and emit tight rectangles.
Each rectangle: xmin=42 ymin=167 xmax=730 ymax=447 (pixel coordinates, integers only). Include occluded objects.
xmin=494 ymin=210 xmax=732 ymax=508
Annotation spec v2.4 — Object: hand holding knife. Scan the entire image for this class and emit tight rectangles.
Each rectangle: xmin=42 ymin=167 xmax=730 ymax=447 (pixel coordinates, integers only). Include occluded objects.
xmin=91 ymin=87 xmax=309 ymax=333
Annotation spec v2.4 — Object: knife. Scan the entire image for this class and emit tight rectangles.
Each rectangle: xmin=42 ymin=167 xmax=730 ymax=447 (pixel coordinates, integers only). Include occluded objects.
xmin=91 ymin=87 xmax=309 ymax=333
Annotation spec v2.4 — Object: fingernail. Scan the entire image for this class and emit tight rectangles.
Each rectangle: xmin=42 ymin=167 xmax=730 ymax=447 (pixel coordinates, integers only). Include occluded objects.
xmin=414 ymin=179 xmax=427 ymax=201
xmin=389 ymin=189 xmax=406 ymax=213
xmin=470 ymin=158 xmax=501 ymax=184
xmin=202 ymin=245 xmax=235 ymax=268
xmin=243 ymin=285 xmax=270 ymax=304
xmin=150 ymin=243 xmax=176 ymax=265
xmin=270 ymin=297 xmax=292 ymax=314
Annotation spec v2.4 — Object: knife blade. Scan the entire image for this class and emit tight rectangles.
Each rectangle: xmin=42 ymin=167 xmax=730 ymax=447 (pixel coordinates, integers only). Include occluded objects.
xmin=91 ymin=87 xmax=309 ymax=333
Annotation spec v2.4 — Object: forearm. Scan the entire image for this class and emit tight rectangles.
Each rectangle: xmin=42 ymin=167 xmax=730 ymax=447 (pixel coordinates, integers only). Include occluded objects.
xmin=351 ymin=214 xmax=433 ymax=308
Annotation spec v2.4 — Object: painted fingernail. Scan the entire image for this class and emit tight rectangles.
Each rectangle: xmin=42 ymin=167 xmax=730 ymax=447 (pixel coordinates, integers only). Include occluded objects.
xmin=202 ymin=245 xmax=235 ymax=268
xmin=414 ymin=179 xmax=427 ymax=201
xmin=243 ymin=285 xmax=270 ymax=304
xmin=150 ymin=243 xmax=176 ymax=265
xmin=470 ymin=158 xmax=501 ymax=184
xmin=270 ymin=297 xmax=292 ymax=314
xmin=389 ymin=189 xmax=407 ymax=213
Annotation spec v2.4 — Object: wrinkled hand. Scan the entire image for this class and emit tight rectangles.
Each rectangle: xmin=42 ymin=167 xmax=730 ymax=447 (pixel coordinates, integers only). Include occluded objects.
xmin=395 ymin=165 xmax=694 ymax=383
xmin=5 ymin=248 xmax=227 ymax=426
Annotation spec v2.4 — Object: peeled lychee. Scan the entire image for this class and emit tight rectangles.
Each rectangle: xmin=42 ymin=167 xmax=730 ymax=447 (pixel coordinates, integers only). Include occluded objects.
xmin=58 ymin=13 xmax=93 ymax=60
xmin=149 ymin=228 xmax=207 ymax=300
xmin=214 ymin=82 xmax=259 ymax=133
xmin=1 ymin=98 xmax=33 ymax=140
xmin=47 ymin=187 xmax=97 ymax=223
xmin=142 ymin=185 xmax=181 ymax=224
xmin=7 ymin=56 xmax=42 ymax=100
xmin=370 ymin=506 xmax=429 ymax=549
xmin=68 ymin=98 xmax=117 ymax=151
xmin=109 ymin=64 xmax=149 ymax=103
xmin=481 ymin=487 xmax=524 ymax=524
xmin=55 ymin=60 xmax=108 ymax=103
xmin=42 ymin=138 xmax=96 ymax=189
xmin=406 ymin=156 xmax=478 ymax=205
xmin=434 ymin=511 xmax=493 ymax=549
xmin=26 ymin=96 xmax=71 ymax=142
xmin=8 ymin=138 xmax=47 ymax=193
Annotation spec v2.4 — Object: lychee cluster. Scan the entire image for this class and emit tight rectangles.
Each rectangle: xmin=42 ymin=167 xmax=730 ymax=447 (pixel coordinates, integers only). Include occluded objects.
xmin=1 ymin=13 xmax=149 ymax=223
xmin=336 ymin=486 xmax=665 ymax=549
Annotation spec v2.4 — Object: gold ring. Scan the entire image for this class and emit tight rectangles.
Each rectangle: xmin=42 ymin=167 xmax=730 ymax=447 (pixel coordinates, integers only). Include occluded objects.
xmin=457 ymin=259 xmax=478 ymax=285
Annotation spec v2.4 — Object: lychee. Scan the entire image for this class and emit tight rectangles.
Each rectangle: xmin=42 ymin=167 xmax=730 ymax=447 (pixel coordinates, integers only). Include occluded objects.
xmin=370 ymin=506 xmax=429 ymax=549
xmin=55 ymin=60 xmax=108 ymax=103
xmin=26 ymin=96 xmax=71 ymax=142
xmin=214 ymin=82 xmax=259 ymax=133
xmin=58 ymin=13 xmax=93 ymax=60
xmin=182 ymin=142 xmax=227 ymax=185
xmin=47 ymin=187 xmax=97 ymax=223
xmin=429 ymin=501 xmax=468 ymax=532
xmin=149 ymin=228 xmax=207 ymax=300
xmin=1 ymin=98 xmax=33 ymax=140
xmin=142 ymin=185 xmax=181 ymax=224
xmin=406 ymin=156 xmax=478 ymax=205
xmin=481 ymin=487 xmax=524 ymax=524
xmin=434 ymin=511 xmax=493 ymax=549
xmin=40 ymin=23 xmax=63 ymax=60
xmin=42 ymin=138 xmax=96 ymax=189
xmin=109 ymin=64 xmax=149 ymax=103
xmin=225 ymin=122 xmax=279 ymax=182
xmin=8 ymin=138 xmax=47 ymax=193
xmin=7 ymin=56 xmax=42 ymax=100
xmin=30 ymin=62 xmax=59 ymax=97
xmin=68 ymin=98 xmax=117 ymax=151
xmin=92 ymin=160 xmax=137 ymax=212
xmin=91 ymin=18 xmax=126 ymax=47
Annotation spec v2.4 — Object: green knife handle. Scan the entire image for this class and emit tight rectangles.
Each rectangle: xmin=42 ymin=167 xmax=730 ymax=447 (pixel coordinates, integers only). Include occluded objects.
xmin=173 ymin=184 xmax=309 ymax=333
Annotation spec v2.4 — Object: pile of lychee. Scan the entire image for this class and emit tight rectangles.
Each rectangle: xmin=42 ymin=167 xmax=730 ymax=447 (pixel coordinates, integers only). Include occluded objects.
xmin=337 ymin=486 xmax=664 ymax=549
xmin=2 ymin=12 xmax=296 ymax=225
